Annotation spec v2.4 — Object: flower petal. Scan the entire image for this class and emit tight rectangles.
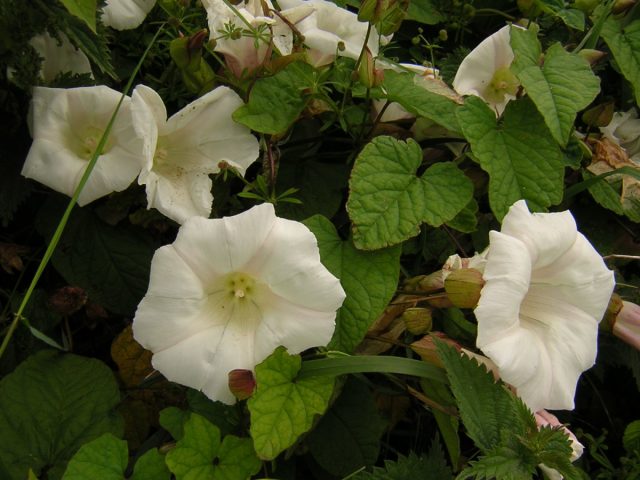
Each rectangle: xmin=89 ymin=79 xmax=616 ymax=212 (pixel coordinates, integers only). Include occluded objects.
xmin=245 ymin=216 xmax=345 ymax=312
xmin=500 ymin=200 xmax=577 ymax=269
xmin=172 ymin=204 xmax=277 ymax=282
xmin=475 ymin=231 xmax=531 ymax=346
xmin=102 ymin=0 xmax=157 ymax=30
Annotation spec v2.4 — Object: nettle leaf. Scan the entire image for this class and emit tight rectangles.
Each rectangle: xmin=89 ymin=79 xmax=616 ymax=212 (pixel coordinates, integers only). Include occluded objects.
xmin=347 ymin=136 xmax=473 ymax=250
xmin=529 ymin=428 xmax=581 ymax=480
xmin=35 ymin=200 xmax=156 ymax=315
xmin=233 ymin=62 xmax=316 ymax=134
xmin=510 ymin=27 xmax=600 ymax=146
xmin=624 ymin=420 xmax=640 ymax=454
xmin=60 ymin=0 xmax=96 ymax=33
xmin=62 ymin=434 xmax=127 ymax=480
xmin=457 ymin=446 xmax=536 ymax=480
xmin=352 ymin=448 xmax=453 ymax=480
xmin=247 ymin=346 xmax=335 ymax=460
xmin=382 ymin=70 xmax=461 ymax=133
xmin=456 ymin=96 xmax=564 ymax=220
xmin=307 ymin=379 xmax=387 ymax=476
xmin=0 ymin=351 xmax=123 ymax=480
xmin=165 ymin=414 xmax=261 ymax=480
xmin=304 ymin=215 xmax=401 ymax=353
xmin=601 ymin=18 xmax=640 ymax=106
xmin=436 ymin=341 xmax=521 ymax=452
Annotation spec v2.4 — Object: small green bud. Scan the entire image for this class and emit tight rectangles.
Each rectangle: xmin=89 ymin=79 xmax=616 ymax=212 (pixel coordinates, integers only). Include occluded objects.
xmin=438 ymin=29 xmax=448 ymax=41
xmin=401 ymin=308 xmax=433 ymax=335
xmin=462 ymin=3 xmax=475 ymax=17
xmin=444 ymin=268 xmax=484 ymax=309
xmin=411 ymin=36 xmax=421 ymax=45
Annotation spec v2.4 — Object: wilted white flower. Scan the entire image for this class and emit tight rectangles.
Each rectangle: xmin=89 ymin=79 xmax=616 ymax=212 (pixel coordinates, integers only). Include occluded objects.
xmin=101 ymin=0 xmax=157 ymax=30
xmin=279 ymin=0 xmax=386 ymax=66
xmin=202 ymin=0 xmax=291 ymax=76
xmin=30 ymin=32 xmax=92 ymax=82
xmin=22 ymin=86 xmax=143 ymax=205
xmin=131 ymin=84 xmax=259 ymax=224
xmin=453 ymin=25 xmax=521 ymax=116
xmin=474 ymin=200 xmax=615 ymax=411
xmin=600 ymin=108 xmax=640 ymax=163
xmin=133 ymin=203 xmax=346 ymax=403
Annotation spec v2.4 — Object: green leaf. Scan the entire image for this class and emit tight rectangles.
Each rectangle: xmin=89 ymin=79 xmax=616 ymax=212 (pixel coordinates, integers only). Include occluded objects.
xmin=304 ymin=215 xmax=401 ymax=352
xmin=60 ymin=0 xmax=96 ymax=33
xmin=0 ymin=351 xmax=123 ymax=480
xmin=510 ymin=28 xmax=600 ymax=146
xmin=352 ymin=448 xmax=453 ymax=480
xmin=61 ymin=12 xmax=116 ymax=79
xmin=601 ymin=18 xmax=640 ymax=106
xmin=406 ymin=0 xmax=445 ymax=24
xmin=233 ymin=62 xmax=315 ymax=134
xmin=530 ymin=427 xmax=581 ymax=480
xmin=247 ymin=347 xmax=335 ymax=460
xmin=187 ymin=389 xmax=241 ymax=439
xmin=130 ymin=449 xmax=171 ymax=480
xmin=445 ymin=198 xmax=478 ymax=233
xmin=382 ymin=71 xmax=461 ymax=133
xmin=456 ymin=96 xmax=564 ymax=219
xmin=165 ymin=414 xmax=261 ymax=480
xmin=298 ymin=355 xmax=448 ymax=383
xmin=623 ymin=420 xmax=640 ymax=454
xmin=62 ymin=434 xmax=127 ymax=480
xmin=347 ymin=136 xmax=473 ymax=250
xmin=458 ymin=446 xmax=536 ymax=480
xmin=35 ymin=200 xmax=156 ymax=315
xmin=276 ymin=160 xmax=349 ymax=221
xmin=436 ymin=341 xmax=521 ymax=452
xmin=159 ymin=407 xmax=191 ymax=441
xmin=585 ymin=171 xmax=640 ymax=222
xmin=307 ymin=379 xmax=387 ymax=476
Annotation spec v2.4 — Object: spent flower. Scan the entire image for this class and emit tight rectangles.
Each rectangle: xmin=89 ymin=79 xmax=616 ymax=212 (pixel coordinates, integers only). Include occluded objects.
xmin=131 ymin=85 xmax=259 ymax=224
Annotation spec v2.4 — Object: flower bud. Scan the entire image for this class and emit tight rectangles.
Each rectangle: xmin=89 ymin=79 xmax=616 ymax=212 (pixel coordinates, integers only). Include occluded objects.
xmin=358 ymin=47 xmax=383 ymax=88
xmin=582 ymin=101 xmax=615 ymax=127
xmin=444 ymin=268 xmax=485 ymax=308
xmin=411 ymin=332 xmax=460 ymax=367
xmin=401 ymin=307 xmax=433 ymax=335
xmin=577 ymin=49 xmax=607 ymax=66
xmin=438 ymin=29 xmax=448 ymax=41
xmin=48 ymin=286 xmax=88 ymax=316
xmin=228 ymin=369 xmax=256 ymax=400
xmin=613 ymin=0 xmax=636 ymax=14
xmin=611 ymin=300 xmax=640 ymax=351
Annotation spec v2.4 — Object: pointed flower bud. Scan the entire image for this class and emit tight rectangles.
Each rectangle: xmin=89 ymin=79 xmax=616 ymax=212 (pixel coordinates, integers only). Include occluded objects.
xmin=577 ymin=48 xmax=607 ymax=66
xmin=358 ymin=47 xmax=382 ymax=88
xmin=444 ymin=268 xmax=485 ymax=308
xmin=228 ymin=369 xmax=256 ymax=400
xmin=610 ymin=300 xmax=640 ymax=351
xmin=411 ymin=332 xmax=461 ymax=367
xmin=401 ymin=307 xmax=433 ymax=335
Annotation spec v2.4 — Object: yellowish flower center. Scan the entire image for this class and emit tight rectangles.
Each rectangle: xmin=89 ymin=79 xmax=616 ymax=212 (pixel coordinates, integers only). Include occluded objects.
xmin=484 ymin=66 xmax=520 ymax=105
xmin=77 ymin=126 xmax=113 ymax=160
xmin=225 ymin=272 xmax=257 ymax=301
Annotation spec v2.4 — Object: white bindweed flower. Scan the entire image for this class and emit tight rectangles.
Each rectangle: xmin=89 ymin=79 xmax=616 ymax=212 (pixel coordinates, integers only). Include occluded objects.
xmin=202 ymin=0 xmax=291 ymax=76
xmin=600 ymin=108 xmax=640 ymax=163
xmin=133 ymin=203 xmax=346 ymax=403
xmin=279 ymin=0 xmax=387 ymax=67
xmin=30 ymin=32 xmax=92 ymax=82
xmin=474 ymin=200 xmax=615 ymax=411
xmin=453 ymin=25 xmax=521 ymax=116
xmin=131 ymin=84 xmax=259 ymax=224
xmin=22 ymin=86 xmax=143 ymax=205
xmin=101 ymin=0 xmax=157 ymax=30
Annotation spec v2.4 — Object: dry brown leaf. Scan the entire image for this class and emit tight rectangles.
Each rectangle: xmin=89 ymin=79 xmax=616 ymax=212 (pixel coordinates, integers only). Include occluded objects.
xmin=0 ymin=242 xmax=29 ymax=274
xmin=111 ymin=324 xmax=153 ymax=388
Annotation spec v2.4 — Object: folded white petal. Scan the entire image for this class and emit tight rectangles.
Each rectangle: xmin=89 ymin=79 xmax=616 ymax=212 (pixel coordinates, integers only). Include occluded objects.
xmin=102 ymin=0 xmax=157 ymax=30
xmin=474 ymin=200 xmax=615 ymax=411
xmin=30 ymin=32 xmax=92 ymax=82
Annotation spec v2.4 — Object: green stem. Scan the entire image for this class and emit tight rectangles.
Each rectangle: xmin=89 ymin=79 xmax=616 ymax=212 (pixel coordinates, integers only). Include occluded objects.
xmin=474 ymin=8 xmax=517 ymax=21
xmin=0 ymin=24 xmax=166 ymax=360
